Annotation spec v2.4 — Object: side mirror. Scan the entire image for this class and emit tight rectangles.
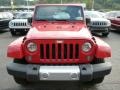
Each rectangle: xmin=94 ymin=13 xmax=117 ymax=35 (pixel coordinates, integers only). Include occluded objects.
xmin=13 ymin=17 xmax=15 ymax=19
xmin=86 ymin=18 xmax=91 ymax=26
xmin=27 ymin=17 xmax=32 ymax=25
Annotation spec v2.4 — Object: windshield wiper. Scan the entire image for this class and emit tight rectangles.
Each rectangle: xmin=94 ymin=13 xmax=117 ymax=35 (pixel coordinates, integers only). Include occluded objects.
xmin=35 ymin=17 xmax=72 ymax=21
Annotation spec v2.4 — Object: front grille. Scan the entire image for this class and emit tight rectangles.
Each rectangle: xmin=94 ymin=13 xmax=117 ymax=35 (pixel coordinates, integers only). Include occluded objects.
xmin=13 ymin=22 xmax=27 ymax=26
xmin=92 ymin=22 xmax=107 ymax=26
xmin=40 ymin=43 xmax=80 ymax=59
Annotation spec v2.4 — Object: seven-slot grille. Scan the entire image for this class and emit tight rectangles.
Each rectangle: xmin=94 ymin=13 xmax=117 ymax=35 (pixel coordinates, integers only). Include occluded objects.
xmin=13 ymin=22 xmax=27 ymax=26
xmin=40 ymin=43 xmax=80 ymax=60
xmin=92 ymin=22 xmax=107 ymax=26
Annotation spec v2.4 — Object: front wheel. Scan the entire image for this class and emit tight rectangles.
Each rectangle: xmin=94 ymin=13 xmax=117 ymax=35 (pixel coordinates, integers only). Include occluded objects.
xmin=102 ymin=32 xmax=109 ymax=37
xmin=87 ymin=77 xmax=104 ymax=85
xmin=87 ymin=58 xmax=105 ymax=84
xmin=10 ymin=29 xmax=16 ymax=36
xmin=102 ymin=28 xmax=110 ymax=37
xmin=20 ymin=30 xmax=27 ymax=35
xmin=14 ymin=77 xmax=30 ymax=86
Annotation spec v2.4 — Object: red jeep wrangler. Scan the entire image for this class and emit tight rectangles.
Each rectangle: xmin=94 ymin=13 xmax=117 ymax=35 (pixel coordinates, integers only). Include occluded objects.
xmin=7 ymin=4 xmax=112 ymax=85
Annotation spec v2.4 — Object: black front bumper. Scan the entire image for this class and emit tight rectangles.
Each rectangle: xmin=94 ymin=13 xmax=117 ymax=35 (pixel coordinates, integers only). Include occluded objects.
xmin=89 ymin=27 xmax=109 ymax=33
xmin=10 ymin=28 xmax=29 ymax=32
xmin=7 ymin=62 xmax=112 ymax=82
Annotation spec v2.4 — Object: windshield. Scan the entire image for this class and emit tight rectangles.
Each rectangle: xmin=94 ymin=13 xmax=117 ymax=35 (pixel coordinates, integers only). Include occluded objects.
xmin=34 ymin=6 xmax=84 ymax=21
xmin=85 ymin=11 xmax=102 ymax=18
xmin=15 ymin=12 xmax=33 ymax=19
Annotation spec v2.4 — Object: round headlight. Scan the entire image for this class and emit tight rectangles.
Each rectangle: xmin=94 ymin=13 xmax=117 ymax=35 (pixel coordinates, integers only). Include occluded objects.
xmin=27 ymin=42 xmax=37 ymax=52
xmin=82 ymin=42 xmax=92 ymax=52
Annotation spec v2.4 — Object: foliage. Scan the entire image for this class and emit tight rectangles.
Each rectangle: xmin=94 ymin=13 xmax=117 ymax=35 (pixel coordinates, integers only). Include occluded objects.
xmin=0 ymin=0 xmax=120 ymax=10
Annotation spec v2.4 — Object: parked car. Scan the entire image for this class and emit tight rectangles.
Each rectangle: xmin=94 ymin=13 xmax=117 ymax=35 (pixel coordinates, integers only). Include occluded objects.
xmin=7 ymin=4 xmax=112 ymax=86
xmin=85 ymin=11 xmax=111 ymax=37
xmin=0 ymin=12 xmax=12 ymax=30
xmin=9 ymin=12 xmax=33 ymax=36
xmin=106 ymin=11 xmax=120 ymax=30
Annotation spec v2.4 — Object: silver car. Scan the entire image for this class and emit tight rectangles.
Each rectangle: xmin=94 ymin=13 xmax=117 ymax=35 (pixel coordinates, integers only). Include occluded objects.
xmin=9 ymin=12 xmax=33 ymax=36
xmin=85 ymin=11 xmax=111 ymax=37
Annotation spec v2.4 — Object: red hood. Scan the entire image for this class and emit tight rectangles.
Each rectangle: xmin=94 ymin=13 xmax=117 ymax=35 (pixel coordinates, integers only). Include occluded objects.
xmin=32 ymin=21 xmax=85 ymax=31
xmin=26 ymin=21 xmax=92 ymax=39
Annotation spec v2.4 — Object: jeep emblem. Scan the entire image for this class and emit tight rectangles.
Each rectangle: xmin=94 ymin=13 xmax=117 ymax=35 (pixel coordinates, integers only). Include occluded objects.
xmin=56 ymin=40 xmax=64 ymax=43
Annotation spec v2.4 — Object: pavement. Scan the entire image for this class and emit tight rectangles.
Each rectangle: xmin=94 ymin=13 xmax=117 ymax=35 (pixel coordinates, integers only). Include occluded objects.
xmin=0 ymin=31 xmax=120 ymax=90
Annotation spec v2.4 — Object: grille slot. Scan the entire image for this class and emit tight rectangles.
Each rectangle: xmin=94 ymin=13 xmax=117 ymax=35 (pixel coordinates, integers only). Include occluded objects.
xmin=92 ymin=22 xmax=107 ymax=26
xmin=58 ymin=44 xmax=62 ymax=59
xmin=75 ymin=44 xmax=79 ymax=58
xmin=52 ymin=44 xmax=56 ymax=59
xmin=40 ymin=44 xmax=44 ymax=59
xmin=40 ymin=43 xmax=80 ymax=59
xmin=46 ymin=44 xmax=50 ymax=59
xmin=69 ymin=44 xmax=73 ymax=59
xmin=13 ymin=22 xmax=27 ymax=26
xmin=64 ymin=44 xmax=67 ymax=59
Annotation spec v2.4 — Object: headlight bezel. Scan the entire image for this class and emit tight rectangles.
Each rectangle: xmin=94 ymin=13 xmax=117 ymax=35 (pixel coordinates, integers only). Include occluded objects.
xmin=82 ymin=42 xmax=92 ymax=53
xmin=27 ymin=42 xmax=37 ymax=53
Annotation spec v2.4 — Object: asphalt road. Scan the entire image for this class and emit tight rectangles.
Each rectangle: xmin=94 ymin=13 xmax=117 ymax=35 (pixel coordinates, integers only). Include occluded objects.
xmin=0 ymin=31 xmax=120 ymax=90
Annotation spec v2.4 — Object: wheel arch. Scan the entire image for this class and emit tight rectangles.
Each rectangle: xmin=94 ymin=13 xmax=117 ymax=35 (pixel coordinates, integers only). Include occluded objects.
xmin=94 ymin=36 xmax=111 ymax=58
xmin=7 ymin=37 xmax=25 ymax=59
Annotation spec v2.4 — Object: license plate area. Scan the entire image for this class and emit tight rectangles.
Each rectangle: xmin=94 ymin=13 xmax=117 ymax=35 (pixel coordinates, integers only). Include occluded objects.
xmin=39 ymin=66 xmax=80 ymax=81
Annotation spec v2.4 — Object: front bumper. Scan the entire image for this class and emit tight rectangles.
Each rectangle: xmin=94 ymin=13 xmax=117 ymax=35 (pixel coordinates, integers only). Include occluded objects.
xmin=10 ymin=28 xmax=30 ymax=31
xmin=89 ymin=26 xmax=109 ymax=33
xmin=7 ymin=62 xmax=112 ymax=82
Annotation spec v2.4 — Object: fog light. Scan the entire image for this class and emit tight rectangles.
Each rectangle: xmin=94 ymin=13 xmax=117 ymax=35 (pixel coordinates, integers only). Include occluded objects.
xmin=86 ymin=56 xmax=92 ymax=61
xmin=27 ymin=56 xmax=32 ymax=61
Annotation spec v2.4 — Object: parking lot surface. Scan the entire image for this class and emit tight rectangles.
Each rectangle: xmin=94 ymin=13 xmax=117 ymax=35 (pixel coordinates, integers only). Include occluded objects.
xmin=0 ymin=31 xmax=120 ymax=90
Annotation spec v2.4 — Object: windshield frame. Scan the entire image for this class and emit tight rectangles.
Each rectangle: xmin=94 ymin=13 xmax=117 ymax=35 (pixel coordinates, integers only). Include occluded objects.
xmin=34 ymin=5 xmax=84 ymax=21
xmin=15 ymin=12 xmax=33 ymax=19
xmin=85 ymin=11 xmax=102 ymax=18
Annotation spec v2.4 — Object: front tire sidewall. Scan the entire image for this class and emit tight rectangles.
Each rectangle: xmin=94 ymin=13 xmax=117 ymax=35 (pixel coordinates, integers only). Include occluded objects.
xmin=14 ymin=77 xmax=30 ymax=86
xmin=10 ymin=29 xmax=16 ymax=36
xmin=102 ymin=28 xmax=110 ymax=37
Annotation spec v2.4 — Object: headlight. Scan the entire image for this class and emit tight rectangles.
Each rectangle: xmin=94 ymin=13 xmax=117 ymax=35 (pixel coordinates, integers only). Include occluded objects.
xmin=9 ymin=22 xmax=13 ymax=26
xmin=27 ymin=42 xmax=37 ymax=52
xmin=107 ymin=21 xmax=111 ymax=26
xmin=82 ymin=42 xmax=92 ymax=52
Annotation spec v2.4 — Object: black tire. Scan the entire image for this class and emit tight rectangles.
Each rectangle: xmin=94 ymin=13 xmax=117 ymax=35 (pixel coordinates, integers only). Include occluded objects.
xmin=86 ymin=58 xmax=105 ymax=84
xmin=102 ymin=32 xmax=109 ymax=37
xmin=87 ymin=77 xmax=104 ymax=85
xmin=14 ymin=77 xmax=30 ymax=86
xmin=102 ymin=29 xmax=110 ymax=37
xmin=13 ymin=59 xmax=30 ymax=86
xmin=10 ymin=29 xmax=16 ymax=36
xmin=91 ymin=58 xmax=105 ymax=64
xmin=20 ymin=31 xmax=26 ymax=35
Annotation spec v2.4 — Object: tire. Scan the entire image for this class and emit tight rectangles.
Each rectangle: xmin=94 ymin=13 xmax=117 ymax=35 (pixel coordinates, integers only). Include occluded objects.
xmin=102 ymin=32 xmax=109 ymax=37
xmin=86 ymin=58 xmax=105 ymax=84
xmin=10 ymin=29 xmax=16 ymax=36
xmin=102 ymin=29 xmax=110 ymax=37
xmin=20 ymin=31 xmax=26 ymax=35
xmin=87 ymin=77 xmax=104 ymax=85
xmin=91 ymin=58 xmax=105 ymax=64
xmin=14 ymin=77 xmax=30 ymax=86
xmin=13 ymin=59 xmax=30 ymax=86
